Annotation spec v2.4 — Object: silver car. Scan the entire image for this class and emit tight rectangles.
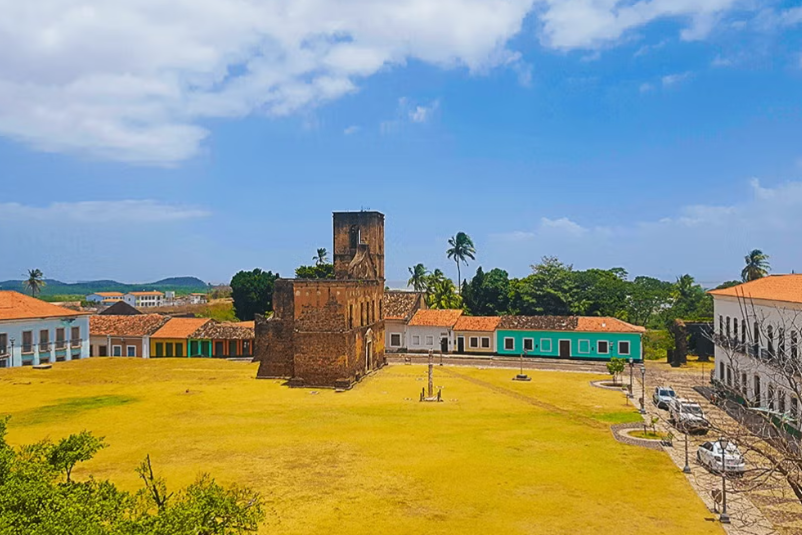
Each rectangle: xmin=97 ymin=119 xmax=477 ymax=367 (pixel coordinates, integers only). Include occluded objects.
xmin=652 ymin=386 xmax=676 ymax=409
xmin=669 ymin=398 xmax=710 ymax=434
xmin=697 ymin=440 xmax=746 ymax=474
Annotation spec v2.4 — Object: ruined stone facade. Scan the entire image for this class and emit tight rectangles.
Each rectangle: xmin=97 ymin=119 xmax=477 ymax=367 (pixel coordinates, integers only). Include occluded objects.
xmin=255 ymin=212 xmax=386 ymax=388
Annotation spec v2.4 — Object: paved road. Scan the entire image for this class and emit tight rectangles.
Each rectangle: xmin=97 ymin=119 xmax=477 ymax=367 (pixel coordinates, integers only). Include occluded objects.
xmin=387 ymin=353 xmax=608 ymax=374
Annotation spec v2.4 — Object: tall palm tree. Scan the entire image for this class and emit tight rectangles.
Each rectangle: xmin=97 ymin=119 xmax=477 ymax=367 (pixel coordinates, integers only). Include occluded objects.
xmin=742 ymin=249 xmax=770 ymax=282
xmin=407 ymin=263 xmax=429 ymax=292
xmin=446 ymin=232 xmax=476 ymax=295
xmin=23 ymin=268 xmax=46 ymax=297
xmin=312 ymin=248 xmax=329 ymax=266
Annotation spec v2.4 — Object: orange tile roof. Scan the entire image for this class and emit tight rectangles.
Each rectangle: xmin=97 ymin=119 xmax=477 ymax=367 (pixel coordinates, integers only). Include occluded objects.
xmin=408 ymin=309 xmax=463 ymax=327
xmin=231 ymin=321 xmax=255 ymax=329
xmin=93 ymin=292 xmax=124 ymax=297
xmin=90 ymin=314 xmax=169 ymax=337
xmin=383 ymin=291 xmax=425 ymax=321
xmin=151 ymin=317 xmax=211 ymax=339
xmin=454 ymin=315 xmax=502 ymax=332
xmin=128 ymin=291 xmax=164 ymax=296
xmin=0 ymin=291 xmax=87 ymax=321
xmin=576 ymin=317 xmax=646 ymax=334
xmin=708 ymin=275 xmax=802 ymax=305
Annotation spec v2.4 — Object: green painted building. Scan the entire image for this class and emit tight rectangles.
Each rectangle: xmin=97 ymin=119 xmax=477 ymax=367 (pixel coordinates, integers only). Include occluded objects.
xmin=495 ymin=316 xmax=644 ymax=361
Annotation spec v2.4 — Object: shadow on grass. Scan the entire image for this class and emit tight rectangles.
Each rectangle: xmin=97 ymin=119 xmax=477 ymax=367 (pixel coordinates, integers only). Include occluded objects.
xmin=8 ymin=395 xmax=137 ymax=426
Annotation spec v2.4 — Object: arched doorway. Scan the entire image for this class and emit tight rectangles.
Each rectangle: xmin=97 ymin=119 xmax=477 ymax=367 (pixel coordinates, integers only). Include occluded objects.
xmin=365 ymin=329 xmax=374 ymax=371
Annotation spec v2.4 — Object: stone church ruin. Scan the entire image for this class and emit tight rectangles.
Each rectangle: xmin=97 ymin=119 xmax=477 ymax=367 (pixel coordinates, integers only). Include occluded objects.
xmin=255 ymin=211 xmax=386 ymax=389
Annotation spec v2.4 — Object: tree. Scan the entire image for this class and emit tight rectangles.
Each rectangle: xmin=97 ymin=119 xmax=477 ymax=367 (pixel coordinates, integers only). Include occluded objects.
xmin=571 ymin=268 xmax=629 ymax=317
xmin=230 ymin=269 xmax=279 ymax=321
xmin=295 ymin=263 xmax=334 ymax=279
xmin=742 ymin=249 xmax=770 ymax=282
xmin=625 ymin=276 xmax=675 ymax=327
xmin=606 ymin=357 xmax=626 ymax=385
xmin=407 ymin=263 xmax=429 ymax=292
xmin=312 ymin=248 xmax=329 ymax=266
xmin=48 ymin=430 xmax=106 ymax=483
xmin=23 ymin=268 xmax=46 ymax=297
xmin=508 ymin=257 xmax=580 ymax=316
xmin=446 ymin=232 xmax=476 ymax=295
xmin=463 ymin=267 xmax=510 ymax=316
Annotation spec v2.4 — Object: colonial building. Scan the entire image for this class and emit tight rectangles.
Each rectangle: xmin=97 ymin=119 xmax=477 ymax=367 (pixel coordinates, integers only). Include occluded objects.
xmin=150 ymin=317 xmax=211 ymax=357
xmin=383 ymin=290 xmax=427 ymax=352
xmin=710 ymin=275 xmax=802 ymax=429
xmin=0 ymin=291 xmax=90 ymax=367
xmin=86 ymin=292 xmax=125 ymax=304
xmin=89 ymin=314 xmax=169 ymax=357
xmin=255 ymin=211 xmax=386 ymax=388
xmin=405 ymin=309 xmax=463 ymax=353
xmin=124 ymin=291 xmax=164 ymax=308
xmin=454 ymin=315 xmax=501 ymax=354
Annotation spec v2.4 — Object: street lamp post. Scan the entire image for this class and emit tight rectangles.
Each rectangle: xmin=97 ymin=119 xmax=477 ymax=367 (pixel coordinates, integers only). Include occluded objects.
xmin=718 ymin=438 xmax=730 ymax=523
xmin=9 ymin=338 xmax=14 ymax=367
xmin=628 ymin=357 xmax=634 ymax=398
xmin=683 ymin=428 xmax=691 ymax=473
xmin=639 ymin=363 xmax=646 ymax=414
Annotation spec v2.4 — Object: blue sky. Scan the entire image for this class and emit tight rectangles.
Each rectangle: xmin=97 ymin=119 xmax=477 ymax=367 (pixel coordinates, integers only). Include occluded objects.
xmin=1 ymin=0 xmax=801 ymax=288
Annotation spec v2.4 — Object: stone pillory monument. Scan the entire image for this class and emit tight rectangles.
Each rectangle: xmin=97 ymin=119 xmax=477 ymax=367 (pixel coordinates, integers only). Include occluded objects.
xmin=255 ymin=211 xmax=386 ymax=389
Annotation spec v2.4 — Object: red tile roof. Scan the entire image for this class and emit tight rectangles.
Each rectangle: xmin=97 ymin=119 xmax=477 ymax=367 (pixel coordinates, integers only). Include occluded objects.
xmin=576 ymin=317 xmax=646 ymax=334
xmin=93 ymin=292 xmax=124 ymax=297
xmin=708 ymin=275 xmax=802 ymax=305
xmin=383 ymin=291 xmax=426 ymax=320
xmin=128 ymin=291 xmax=164 ymax=296
xmin=194 ymin=321 xmax=254 ymax=340
xmin=454 ymin=316 xmax=502 ymax=332
xmin=498 ymin=315 xmax=644 ymax=333
xmin=408 ymin=309 xmax=463 ymax=327
xmin=90 ymin=314 xmax=169 ymax=337
xmin=0 ymin=291 xmax=87 ymax=321
xmin=151 ymin=317 xmax=210 ymax=339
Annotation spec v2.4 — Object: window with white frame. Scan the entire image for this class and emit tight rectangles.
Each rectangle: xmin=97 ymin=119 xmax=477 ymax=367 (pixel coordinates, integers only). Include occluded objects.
xmin=523 ymin=338 xmax=534 ymax=352
xmin=597 ymin=340 xmax=609 ymax=354
xmin=112 ymin=345 xmax=122 ymax=357
xmin=412 ymin=335 xmax=420 ymax=346
xmin=540 ymin=339 xmax=552 ymax=352
xmin=469 ymin=337 xmax=479 ymax=348
xmin=481 ymin=337 xmax=490 ymax=348
xmin=578 ymin=340 xmax=590 ymax=353
xmin=618 ymin=341 xmax=630 ymax=355
xmin=504 ymin=337 xmax=514 ymax=351
xmin=425 ymin=335 xmax=434 ymax=345
xmin=126 ymin=346 xmax=136 ymax=357
xmin=390 ymin=333 xmax=401 ymax=347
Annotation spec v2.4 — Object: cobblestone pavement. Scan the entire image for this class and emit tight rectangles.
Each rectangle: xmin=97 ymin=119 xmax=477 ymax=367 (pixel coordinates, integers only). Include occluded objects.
xmin=641 ymin=361 xmax=802 ymax=535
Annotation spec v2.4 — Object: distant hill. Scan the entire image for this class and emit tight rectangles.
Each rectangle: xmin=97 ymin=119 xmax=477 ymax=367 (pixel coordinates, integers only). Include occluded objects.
xmin=0 ymin=277 xmax=208 ymax=297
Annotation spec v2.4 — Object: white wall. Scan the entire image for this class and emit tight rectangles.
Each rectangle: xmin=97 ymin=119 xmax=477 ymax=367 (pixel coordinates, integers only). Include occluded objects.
xmin=405 ymin=325 xmax=454 ymax=352
xmin=0 ymin=316 xmax=90 ymax=368
xmin=385 ymin=320 xmax=406 ymax=352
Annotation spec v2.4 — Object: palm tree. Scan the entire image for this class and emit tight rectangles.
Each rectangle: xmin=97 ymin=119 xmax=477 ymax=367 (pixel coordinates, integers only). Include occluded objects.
xmin=407 ymin=263 xmax=429 ymax=292
xmin=23 ymin=268 xmax=46 ymax=297
xmin=312 ymin=248 xmax=329 ymax=266
xmin=446 ymin=232 xmax=476 ymax=295
xmin=742 ymin=249 xmax=770 ymax=282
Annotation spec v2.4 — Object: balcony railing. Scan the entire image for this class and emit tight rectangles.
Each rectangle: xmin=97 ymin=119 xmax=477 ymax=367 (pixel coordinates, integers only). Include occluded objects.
xmin=21 ymin=344 xmax=34 ymax=355
xmin=55 ymin=340 xmax=67 ymax=350
xmin=0 ymin=345 xmax=8 ymax=357
xmin=71 ymin=338 xmax=82 ymax=348
xmin=39 ymin=342 xmax=51 ymax=352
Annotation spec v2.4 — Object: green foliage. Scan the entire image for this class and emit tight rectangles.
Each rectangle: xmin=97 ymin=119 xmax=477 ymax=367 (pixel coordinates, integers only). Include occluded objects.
xmin=407 ymin=263 xmax=429 ymax=292
xmin=643 ymin=330 xmax=673 ymax=360
xmin=509 ymin=257 xmax=580 ymax=316
xmin=625 ymin=276 xmax=675 ymax=327
xmin=571 ymin=268 xmax=629 ymax=317
xmin=230 ymin=268 xmax=279 ymax=321
xmin=312 ymin=248 xmax=329 ymax=266
xmin=0 ymin=419 xmax=265 ymax=535
xmin=463 ymin=267 xmax=510 ymax=316
xmin=295 ymin=263 xmax=334 ymax=280
xmin=0 ymin=277 xmax=209 ymax=298
xmin=606 ymin=357 xmax=626 ymax=385
xmin=742 ymin=249 xmax=770 ymax=282
xmin=23 ymin=268 xmax=46 ymax=297
xmin=446 ymin=232 xmax=476 ymax=294
xmin=425 ymin=270 xmax=463 ymax=309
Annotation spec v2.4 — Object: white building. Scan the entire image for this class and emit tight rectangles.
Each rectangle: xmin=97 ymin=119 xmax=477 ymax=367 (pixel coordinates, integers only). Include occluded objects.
xmin=189 ymin=293 xmax=208 ymax=305
xmin=0 ymin=291 xmax=90 ymax=368
xmin=710 ymin=275 xmax=802 ymax=430
xmin=86 ymin=291 xmax=124 ymax=304
xmin=383 ymin=291 xmax=427 ymax=352
xmin=404 ymin=309 xmax=463 ymax=353
xmin=124 ymin=291 xmax=164 ymax=308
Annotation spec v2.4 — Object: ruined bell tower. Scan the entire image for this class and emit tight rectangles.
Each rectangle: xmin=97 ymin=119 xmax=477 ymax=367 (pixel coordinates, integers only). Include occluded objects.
xmin=333 ymin=211 xmax=385 ymax=281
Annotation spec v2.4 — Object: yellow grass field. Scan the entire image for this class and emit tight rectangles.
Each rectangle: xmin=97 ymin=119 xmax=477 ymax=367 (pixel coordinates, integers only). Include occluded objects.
xmin=0 ymin=359 xmax=722 ymax=535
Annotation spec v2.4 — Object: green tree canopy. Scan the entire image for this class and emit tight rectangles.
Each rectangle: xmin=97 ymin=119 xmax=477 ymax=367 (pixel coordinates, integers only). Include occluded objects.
xmin=446 ymin=232 xmax=476 ymax=295
xmin=295 ymin=263 xmax=334 ymax=280
xmin=23 ymin=268 xmax=46 ymax=298
xmin=312 ymin=248 xmax=329 ymax=266
xmin=407 ymin=263 xmax=429 ymax=292
xmin=230 ymin=268 xmax=279 ymax=321
xmin=570 ymin=268 xmax=629 ymax=317
xmin=463 ymin=267 xmax=510 ymax=316
xmin=742 ymin=249 xmax=770 ymax=282
xmin=509 ymin=257 xmax=580 ymax=316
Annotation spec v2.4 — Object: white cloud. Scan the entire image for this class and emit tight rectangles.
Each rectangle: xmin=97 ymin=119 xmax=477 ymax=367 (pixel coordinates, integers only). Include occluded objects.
xmin=0 ymin=0 xmax=538 ymax=164
xmin=0 ymin=200 xmax=210 ymax=223
xmin=409 ymin=100 xmax=440 ymax=123
xmin=491 ymin=178 xmax=802 ymax=283
xmin=343 ymin=125 xmax=360 ymax=135
xmin=711 ymin=54 xmax=734 ymax=67
xmin=661 ymin=71 xmax=692 ymax=87
xmin=639 ymin=82 xmax=654 ymax=93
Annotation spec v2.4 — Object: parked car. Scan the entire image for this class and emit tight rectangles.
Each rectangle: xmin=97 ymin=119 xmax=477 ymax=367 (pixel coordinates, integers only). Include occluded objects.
xmin=668 ymin=398 xmax=710 ymax=434
xmin=652 ymin=386 xmax=676 ymax=409
xmin=697 ymin=440 xmax=746 ymax=474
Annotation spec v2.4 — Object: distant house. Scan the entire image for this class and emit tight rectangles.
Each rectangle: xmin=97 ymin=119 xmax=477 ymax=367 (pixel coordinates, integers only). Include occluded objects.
xmin=89 ymin=314 xmax=169 ymax=357
xmin=495 ymin=316 xmax=645 ymax=360
xmin=454 ymin=316 xmax=502 ymax=354
xmin=405 ymin=309 xmax=464 ymax=353
xmin=124 ymin=291 xmax=164 ymax=308
xmin=191 ymin=321 xmax=254 ymax=358
xmin=100 ymin=301 xmax=142 ymax=316
xmin=189 ymin=293 xmax=208 ymax=305
xmin=150 ymin=317 xmax=211 ymax=357
xmin=383 ymin=291 xmax=427 ymax=352
xmin=86 ymin=292 xmax=124 ymax=304
xmin=0 ymin=291 xmax=89 ymax=367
